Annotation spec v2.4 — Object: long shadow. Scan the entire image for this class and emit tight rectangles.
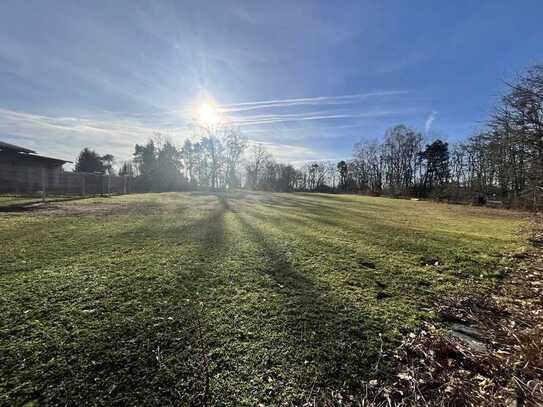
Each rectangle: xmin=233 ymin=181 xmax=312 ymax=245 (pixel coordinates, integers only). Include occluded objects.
xmin=255 ymin=195 xmax=393 ymax=220
xmin=189 ymin=190 xmax=250 ymax=200
xmin=250 ymin=194 xmax=500 ymax=253
xmin=2 ymin=196 xmax=232 ymax=406
xmin=238 ymin=199 xmax=509 ymax=302
xmin=244 ymin=204 xmax=503 ymax=282
xmin=3 ymin=192 xmax=506 ymax=404
xmin=232 ymin=210 xmax=383 ymax=394
xmin=1 ymin=198 xmax=222 ymax=278
xmin=111 ymin=195 xmax=228 ymax=249
xmin=81 ymin=195 xmax=231 ymax=405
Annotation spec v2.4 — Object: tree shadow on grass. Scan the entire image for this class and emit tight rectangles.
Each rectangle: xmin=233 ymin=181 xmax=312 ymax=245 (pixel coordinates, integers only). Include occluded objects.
xmin=109 ymin=194 xmax=229 ymax=249
xmin=244 ymin=195 xmax=500 ymax=264
xmin=1 ymin=196 xmax=233 ymax=406
xmin=79 ymin=195 xmax=233 ymax=405
xmin=231 ymin=210 xmax=383 ymax=396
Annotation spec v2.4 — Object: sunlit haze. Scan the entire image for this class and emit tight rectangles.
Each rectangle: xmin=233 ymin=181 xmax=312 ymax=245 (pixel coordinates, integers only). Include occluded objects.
xmin=2 ymin=2 xmax=543 ymax=404
xmin=1 ymin=1 xmax=542 ymax=166
xmin=197 ymin=103 xmax=221 ymax=127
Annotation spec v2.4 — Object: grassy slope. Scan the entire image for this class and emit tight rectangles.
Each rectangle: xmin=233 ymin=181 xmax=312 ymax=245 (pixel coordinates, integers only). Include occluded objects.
xmin=0 ymin=192 xmax=526 ymax=405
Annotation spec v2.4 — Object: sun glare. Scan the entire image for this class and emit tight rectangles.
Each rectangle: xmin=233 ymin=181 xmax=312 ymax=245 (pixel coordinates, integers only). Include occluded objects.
xmin=197 ymin=102 xmax=220 ymax=127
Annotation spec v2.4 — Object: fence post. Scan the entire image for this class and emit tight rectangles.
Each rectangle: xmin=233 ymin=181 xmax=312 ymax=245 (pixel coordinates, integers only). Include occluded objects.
xmin=81 ymin=174 xmax=86 ymax=196
xmin=14 ymin=167 xmax=20 ymax=196
xmin=40 ymin=167 xmax=47 ymax=201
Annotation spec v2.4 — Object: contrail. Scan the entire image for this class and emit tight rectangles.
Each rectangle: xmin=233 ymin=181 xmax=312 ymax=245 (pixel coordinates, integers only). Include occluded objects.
xmin=230 ymin=110 xmax=406 ymax=126
xmin=218 ymin=90 xmax=408 ymax=112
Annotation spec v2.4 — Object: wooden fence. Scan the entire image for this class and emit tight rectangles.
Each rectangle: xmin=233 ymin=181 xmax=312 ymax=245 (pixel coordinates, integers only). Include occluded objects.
xmin=0 ymin=170 xmax=132 ymax=197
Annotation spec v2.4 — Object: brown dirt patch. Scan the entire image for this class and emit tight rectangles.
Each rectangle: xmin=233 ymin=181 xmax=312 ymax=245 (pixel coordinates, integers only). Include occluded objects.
xmin=0 ymin=200 xmax=164 ymax=216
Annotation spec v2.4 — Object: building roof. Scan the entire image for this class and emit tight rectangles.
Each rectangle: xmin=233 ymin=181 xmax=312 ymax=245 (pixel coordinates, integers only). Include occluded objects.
xmin=28 ymin=154 xmax=72 ymax=164
xmin=0 ymin=141 xmax=37 ymax=154
xmin=0 ymin=140 xmax=71 ymax=164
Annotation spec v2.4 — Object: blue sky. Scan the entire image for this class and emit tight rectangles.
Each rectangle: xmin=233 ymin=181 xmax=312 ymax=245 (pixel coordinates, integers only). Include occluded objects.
xmin=1 ymin=1 xmax=542 ymax=166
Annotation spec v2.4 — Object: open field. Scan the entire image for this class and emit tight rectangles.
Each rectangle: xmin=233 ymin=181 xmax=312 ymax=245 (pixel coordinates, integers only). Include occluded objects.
xmin=0 ymin=192 xmax=528 ymax=405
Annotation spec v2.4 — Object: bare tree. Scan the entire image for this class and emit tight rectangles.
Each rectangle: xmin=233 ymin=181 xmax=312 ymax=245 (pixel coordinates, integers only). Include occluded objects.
xmin=224 ymin=127 xmax=247 ymax=190
xmin=245 ymin=144 xmax=271 ymax=189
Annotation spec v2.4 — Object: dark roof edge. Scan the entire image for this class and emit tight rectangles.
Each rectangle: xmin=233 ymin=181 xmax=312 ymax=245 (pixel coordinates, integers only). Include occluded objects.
xmin=0 ymin=140 xmax=37 ymax=154
xmin=0 ymin=150 xmax=72 ymax=164
xmin=30 ymin=154 xmax=72 ymax=164
xmin=0 ymin=140 xmax=71 ymax=163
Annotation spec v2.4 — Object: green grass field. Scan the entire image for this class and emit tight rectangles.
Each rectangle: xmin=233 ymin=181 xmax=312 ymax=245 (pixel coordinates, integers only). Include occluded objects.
xmin=0 ymin=192 xmax=527 ymax=405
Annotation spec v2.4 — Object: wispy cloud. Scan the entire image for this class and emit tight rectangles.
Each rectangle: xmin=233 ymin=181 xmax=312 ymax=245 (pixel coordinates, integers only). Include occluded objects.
xmin=0 ymin=108 xmax=174 ymax=166
xmin=425 ymin=111 xmax=437 ymax=134
xmin=218 ymin=91 xmax=409 ymax=113
xmin=0 ymin=89 xmax=415 ymax=168
xmin=148 ymin=89 xmax=414 ymax=134
xmin=246 ymin=140 xmax=319 ymax=162
xmin=230 ymin=109 xmax=412 ymax=127
xmin=0 ymin=108 xmax=333 ymax=167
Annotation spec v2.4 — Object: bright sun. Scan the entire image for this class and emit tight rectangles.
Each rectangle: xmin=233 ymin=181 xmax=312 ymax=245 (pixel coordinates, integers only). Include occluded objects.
xmin=197 ymin=103 xmax=220 ymax=126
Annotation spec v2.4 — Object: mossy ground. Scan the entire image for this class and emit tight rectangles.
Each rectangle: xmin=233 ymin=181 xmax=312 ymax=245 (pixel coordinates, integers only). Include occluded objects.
xmin=0 ymin=192 xmax=527 ymax=405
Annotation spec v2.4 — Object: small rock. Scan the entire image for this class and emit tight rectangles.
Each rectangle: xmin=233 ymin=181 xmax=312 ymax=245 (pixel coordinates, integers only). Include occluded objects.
xmin=450 ymin=323 xmax=486 ymax=352
xmin=359 ymin=260 xmax=376 ymax=269
xmin=420 ymin=256 xmax=440 ymax=266
xmin=376 ymin=291 xmax=392 ymax=300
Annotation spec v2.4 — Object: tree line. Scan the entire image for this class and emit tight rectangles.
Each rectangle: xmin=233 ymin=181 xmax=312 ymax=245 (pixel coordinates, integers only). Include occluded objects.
xmin=242 ymin=64 xmax=542 ymax=208
xmin=73 ymin=64 xmax=543 ymax=208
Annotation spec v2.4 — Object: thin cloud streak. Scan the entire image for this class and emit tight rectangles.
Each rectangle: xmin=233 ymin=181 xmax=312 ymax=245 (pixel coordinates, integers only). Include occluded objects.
xmin=246 ymin=139 xmax=319 ymax=162
xmin=218 ymin=90 xmax=409 ymax=113
xmin=131 ymin=90 xmax=410 ymax=124
xmin=230 ymin=109 xmax=415 ymax=126
xmin=0 ymin=86 xmax=416 ymax=168
xmin=218 ymin=99 xmax=359 ymax=113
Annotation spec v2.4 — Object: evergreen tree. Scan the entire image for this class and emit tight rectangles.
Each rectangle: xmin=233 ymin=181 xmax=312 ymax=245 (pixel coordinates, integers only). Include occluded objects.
xmin=75 ymin=148 xmax=106 ymax=173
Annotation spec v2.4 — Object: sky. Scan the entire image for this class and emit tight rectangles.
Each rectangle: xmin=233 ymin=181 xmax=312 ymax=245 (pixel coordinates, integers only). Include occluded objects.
xmin=1 ymin=0 xmax=542 ymax=167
